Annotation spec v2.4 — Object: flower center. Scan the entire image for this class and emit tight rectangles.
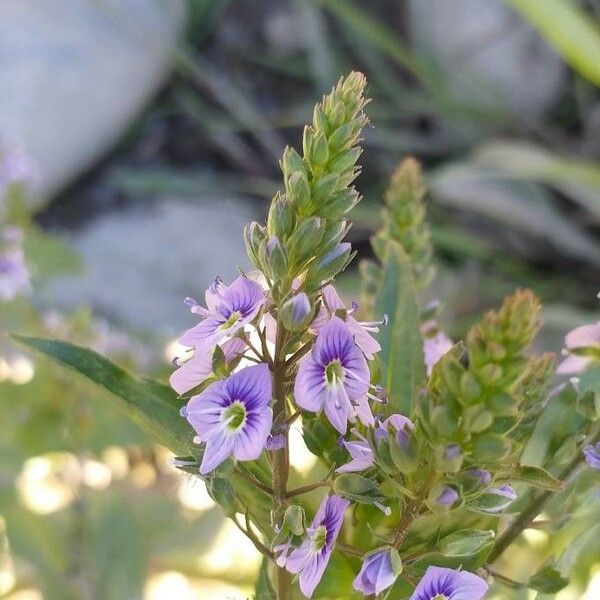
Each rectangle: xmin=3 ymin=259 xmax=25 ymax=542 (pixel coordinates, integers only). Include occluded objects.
xmin=431 ymin=595 xmax=448 ymax=600
xmin=312 ymin=525 xmax=328 ymax=552
xmin=325 ymin=360 xmax=344 ymax=385
xmin=223 ymin=401 xmax=247 ymax=431
xmin=222 ymin=311 xmax=242 ymax=330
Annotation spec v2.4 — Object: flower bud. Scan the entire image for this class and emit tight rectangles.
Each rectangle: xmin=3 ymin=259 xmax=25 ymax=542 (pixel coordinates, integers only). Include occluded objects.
xmin=430 ymin=485 xmax=459 ymax=509
xmin=280 ymin=293 xmax=313 ymax=332
xmin=261 ymin=236 xmax=288 ymax=280
xmin=435 ymin=443 xmax=463 ymax=473
xmin=287 ymin=217 xmax=324 ymax=267
xmin=353 ymin=547 xmax=401 ymax=596
xmin=287 ymin=171 xmax=312 ymax=215
xmin=280 ymin=146 xmax=305 ymax=177
xmin=309 ymin=242 xmax=353 ymax=285
xmin=267 ymin=194 xmax=294 ymax=238
xmin=467 ymin=485 xmax=517 ymax=514
xmin=308 ymin=131 xmax=329 ymax=167
xmin=244 ymin=221 xmax=266 ymax=269
xmin=312 ymin=173 xmax=340 ymax=204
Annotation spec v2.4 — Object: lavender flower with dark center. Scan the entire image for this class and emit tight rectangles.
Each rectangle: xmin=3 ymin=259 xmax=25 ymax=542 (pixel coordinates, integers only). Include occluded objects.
xmin=312 ymin=284 xmax=385 ymax=360
xmin=295 ymin=316 xmax=374 ymax=433
xmin=277 ymin=494 xmax=349 ymax=598
xmin=410 ymin=566 xmax=488 ymax=600
xmin=583 ymin=442 xmax=600 ymax=470
xmin=0 ymin=247 xmax=30 ymax=301
xmin=179 ymin=276 xmax=264 ymax=349
xmin=353 ymin=548 xmax=399 ymax=596
xmin=182 ymin=363 xmax=272 ymax=474
xmin=170 ymin=337 xmax=246 ymax=395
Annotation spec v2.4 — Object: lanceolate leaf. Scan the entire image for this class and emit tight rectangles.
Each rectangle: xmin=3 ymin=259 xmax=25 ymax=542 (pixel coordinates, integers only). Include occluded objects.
xmin=374 ymin=241 xmax=425 ymax=415
xmin=503 ymin=465 xmax=564 ymax=492
xmin=12 ymin=335 xmax=192 ymax=455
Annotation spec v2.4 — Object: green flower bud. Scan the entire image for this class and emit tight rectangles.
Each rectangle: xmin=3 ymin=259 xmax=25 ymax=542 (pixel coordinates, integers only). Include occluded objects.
xmin=328 ymin=147 xmax=362 ymax=174
xmin=260 ymin=236 xmax=288 ymax=280
xmin=287 ymin=217 xmax=324 ymax=267
xmin=267 ymin=194 xmax=294 ymax=239
xmin=319 ymin=189 xmax=360 ymax=220
xmin=308 ymin=242 xmax=353 ymax=286
xmin=244 ymin=221 xmax=266 ymax=269
xmin=312 ymin=173 xmax=340 ymax=204
xmin=312 ymin=105 xmax=329 ymax=134
xmin=287 ymin=171 xmax=312 ymax=215
xmin=280 ymin=293 xmax=314 ymax=333
xmin=281 ymin=146 xmax=305 ymax=177
xmin=309 ymin=131 xmax=329 ymax=167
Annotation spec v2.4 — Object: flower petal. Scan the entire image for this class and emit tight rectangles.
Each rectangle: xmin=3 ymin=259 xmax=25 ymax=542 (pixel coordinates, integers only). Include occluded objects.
xmin=295 ymin=356 xmax=326 ymax=412
xmin=199 ymin=433 xmax=234 ymax=474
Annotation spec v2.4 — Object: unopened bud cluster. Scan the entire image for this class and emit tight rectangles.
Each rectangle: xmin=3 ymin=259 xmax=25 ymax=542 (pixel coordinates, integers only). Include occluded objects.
xmin=245 ymin=72 xmax=369 ymax=307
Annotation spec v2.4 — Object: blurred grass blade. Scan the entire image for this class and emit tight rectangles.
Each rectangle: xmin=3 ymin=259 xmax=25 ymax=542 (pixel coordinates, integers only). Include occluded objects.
xmin=374 ymin=241 xmax=425 ymax=415
xmin=12 ymin=335 xmax=191 ymax=454
xmin=506 ymin=0 xmax=600 ymax=87
xmin=473 ymin=141 xmax=600 ymax=220
xmin=429 ymin=163 xmax=600 ymax=266
xmin=294 ymin=0 xmax=337 ymax=89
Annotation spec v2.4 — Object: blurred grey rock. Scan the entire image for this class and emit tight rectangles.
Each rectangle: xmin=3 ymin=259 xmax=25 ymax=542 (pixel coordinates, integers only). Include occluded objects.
xmin=40 ymin=199 xmax=256 ymax=334
xmin=0 ymin=0 xmax=186 ymax=205
xmin=408 ymin=0 xmax=566 ymax=122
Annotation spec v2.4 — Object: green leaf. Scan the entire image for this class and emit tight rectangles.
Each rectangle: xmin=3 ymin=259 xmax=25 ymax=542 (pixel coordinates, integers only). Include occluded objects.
xmin=438 ymin=529 xmax=495 ymax=557
xmin=505 ymin=0 xmax=600 ymax=87
xmin=527 ymin=565 xmax=569 ymax=594
xmin=254 ymin=557 xmax=276 ymax=600
xmin=504 ymin=465 xmax=564 ymax=492
xmin=333 ymin=473 xmax=382 ymax=504
xmin=374 ymin=241 xmax=425 ymax=415
xmin=12 ymin=335 xmax=192 ymax=454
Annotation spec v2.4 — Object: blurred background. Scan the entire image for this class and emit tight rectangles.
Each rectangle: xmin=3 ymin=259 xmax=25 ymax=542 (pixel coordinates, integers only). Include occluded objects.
xmin=1 ymin=0 xmax=599 ymax=598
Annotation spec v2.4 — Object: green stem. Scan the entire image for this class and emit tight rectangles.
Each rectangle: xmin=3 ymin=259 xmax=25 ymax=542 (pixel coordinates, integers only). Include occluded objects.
xmin=272 ymin=323 xmax=293 ymax=600
xmin=488 ymin=426 xmax=600 ymax=564
xmin=393 ymin=471 xmax=436 ymax=548
xmin=286 ymin=481 xmax=331 ymax=498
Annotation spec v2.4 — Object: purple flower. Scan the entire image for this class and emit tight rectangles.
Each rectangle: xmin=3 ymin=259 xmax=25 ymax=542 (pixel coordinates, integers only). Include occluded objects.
xmin=434 ymin=486 xmax=459 ymax=508
xmin=179 ymin=276 xmax=264 ymax=349
xmin=170 ymin=337 xmax=246 ymax=395
xmin=295 ymin=317 xmax=374 ymax=434
xmin=312 ymin=284 xmax=383 ymax=360
xmin=557 ymin=322 xmax=600 ymax=375
xmin=183 ymin=364 xmax=272 ymax=474
xmin=277 ymin=494 xmax=349 ymax=598
xmin=337 ymin=430 xmax=374 ymax=473
xmin=353 ymin=548 xmax=399 ymax=596
xmin=0 ymin=247 xmax=30 ymax=301
xmin=410 ymin=566 xmax=488 ymax=600
xmin=422 ymin=321 xmax=453 ymax=376
xmin=583 ymin=442 xmax=600 ymax=471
